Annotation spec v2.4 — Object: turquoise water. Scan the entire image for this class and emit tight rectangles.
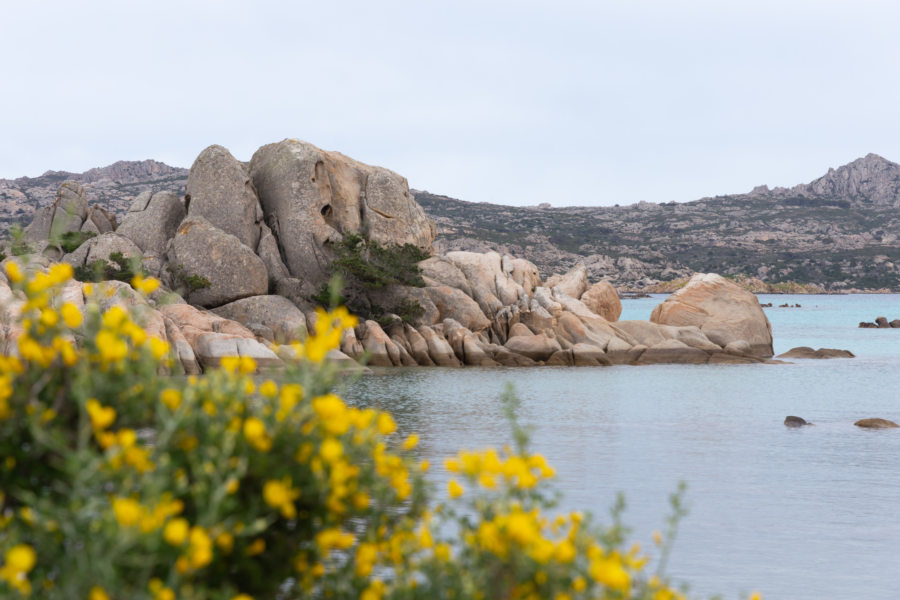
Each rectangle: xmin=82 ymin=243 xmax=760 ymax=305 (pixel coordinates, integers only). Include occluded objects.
xmin=343 ymin=295 xmax=900 ymax=600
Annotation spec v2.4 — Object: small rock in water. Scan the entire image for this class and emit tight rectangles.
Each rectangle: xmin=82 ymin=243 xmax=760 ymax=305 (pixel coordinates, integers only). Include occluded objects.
xmin=784 ymin=416 xmax=811 ymax=427
xmin=776 ymin=347 xmax=855 ymax=359
xmin=859 ymin=322 xmax=878 ymax=328
xmin=854 ymin=418 xmax=900 ymax=429
xmin=876 ymin=316 xmax=890 ymax=329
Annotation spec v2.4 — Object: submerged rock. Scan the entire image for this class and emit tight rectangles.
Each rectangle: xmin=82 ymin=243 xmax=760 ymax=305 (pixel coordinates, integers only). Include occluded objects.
xmin=776 ymin=347 xmax=855 ymax=359
xmin=854 ymin=418 xmax=899 ymax=429
xmin=784 ymin=416 xmax=811 ymax=427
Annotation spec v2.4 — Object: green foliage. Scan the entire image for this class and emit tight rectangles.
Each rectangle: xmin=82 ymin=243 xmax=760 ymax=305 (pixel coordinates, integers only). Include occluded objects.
xmin=8 ymin=226 xmax=33 ymax=257
xmin=167 ymin=264 xmax=211 ymax=296
xmin=314 ymin=233 xmax=429 ymax=324
xmin=74 ymin=252 xmax=143 ymax=283
xmin=58 ymin=230 xmax=96 ymax=253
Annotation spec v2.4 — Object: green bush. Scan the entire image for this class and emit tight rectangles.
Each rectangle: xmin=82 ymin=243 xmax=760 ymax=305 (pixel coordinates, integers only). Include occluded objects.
xmin=58 ymin=231 xmax=96 ymax=253
xmin=167 ymin=264 xmax=212 ymax=296
xmin=313 ymin=233 xmax=429 ymax=325
xmin=0 ymin=260 xmax=707 ymax=600
xmin=74 ymin=252 xmax=144 ymax=283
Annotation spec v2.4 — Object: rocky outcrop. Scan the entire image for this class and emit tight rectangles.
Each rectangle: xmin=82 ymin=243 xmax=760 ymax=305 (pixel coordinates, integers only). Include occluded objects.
xmin=10 ymin=139 xmax=792 ymax=373
xmin=650 ymin=273 xmax=773 ymax=357
xmin=249 ymin=139 xmax=435 ymax=286
xmin=776 ymin=347 xmax=855 ymax=359
xmin=186 ymin=145 xmax=263 ymax=249
xmin=167 ymin=216 xmax=268 ymax=308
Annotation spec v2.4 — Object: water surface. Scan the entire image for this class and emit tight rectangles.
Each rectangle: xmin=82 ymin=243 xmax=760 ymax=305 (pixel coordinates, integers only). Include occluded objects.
xmin=343 ymin=294 xmax=900 ymax=600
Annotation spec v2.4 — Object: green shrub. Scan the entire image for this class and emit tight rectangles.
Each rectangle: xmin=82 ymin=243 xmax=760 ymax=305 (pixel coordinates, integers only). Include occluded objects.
xmin=0 ymin=260 xmax=705 ymax=600
xmin=74 ymin=252 xmax=144 ymax=283
xmin=313 ymin=233 xmax=429 ymax=324
xmin=58 ymin=230 xmax=96 ymax=253
xmin=167 ymin=263 xmax=211 ymax=296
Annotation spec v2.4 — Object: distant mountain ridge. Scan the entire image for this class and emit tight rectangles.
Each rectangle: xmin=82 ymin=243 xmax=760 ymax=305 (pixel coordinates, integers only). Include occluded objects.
xmin=0 ymin=160 xmax=188 ymax=225
xmin=3 ymin=153 xmax=900 ymax=291
xmin=745 ymin=153 xmax=900 ymax=207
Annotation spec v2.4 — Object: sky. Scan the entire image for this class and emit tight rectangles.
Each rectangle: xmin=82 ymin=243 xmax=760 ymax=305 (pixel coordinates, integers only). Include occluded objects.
xmin=2 ymin=0 xmax=900 ymax=207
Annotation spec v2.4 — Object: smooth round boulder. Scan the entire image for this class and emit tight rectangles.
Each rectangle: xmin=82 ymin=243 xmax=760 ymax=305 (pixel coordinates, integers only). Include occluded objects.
xmin=581 ymin=280 xmax=622 ymax=321
xmin=167 ymin=216 xmax=268 ymax=308
xmin=650 ymin=273 xmax=773 ymax=357
xmin=211 ymin=295 xmax=308 ymax=343
xmin=784 ymin=416 xmax=811 ymax=427
xmin=187 ymin=145 xmax=262 ymax=250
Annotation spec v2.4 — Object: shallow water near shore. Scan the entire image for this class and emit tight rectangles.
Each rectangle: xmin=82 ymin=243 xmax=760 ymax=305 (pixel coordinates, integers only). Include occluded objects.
xmin=342 ymin=294 xmax=900 ymax=600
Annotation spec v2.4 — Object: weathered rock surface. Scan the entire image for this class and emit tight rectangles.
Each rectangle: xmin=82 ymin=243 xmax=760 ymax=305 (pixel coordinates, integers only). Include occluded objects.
xmin=117 ymin=191 xmax=186 ymax=257
xmin=650 ymin=273 xmax=773 ymax=357
xmin=49 ymin=182 xmax=90 ymax=237
xmin=211 ymin=295 xmax=307 ymax=343
xmin=167 ymin=216 xmax=268 ymax=307
xmin=249 ymin=139 xmax=435 ymax=286
xmin=545 ymin=263 xmax=588 ymax=299
xmin=581 ymin=280 xmax=622 ymax=321
xmin=776 ymin=347 xmax=855 ymax=359
xmin=187 ymin=145 xmax=263 ymax=249
xmin=504 ymin=333 xmax=561 ymax=362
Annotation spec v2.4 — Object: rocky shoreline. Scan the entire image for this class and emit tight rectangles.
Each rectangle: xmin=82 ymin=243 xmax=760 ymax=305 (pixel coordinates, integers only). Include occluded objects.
xmin=2 ymin=139 xmax=778 ymax=372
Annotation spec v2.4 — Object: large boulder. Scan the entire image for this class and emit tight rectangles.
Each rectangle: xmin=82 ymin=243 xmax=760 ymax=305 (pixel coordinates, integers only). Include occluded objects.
xmin=504 ymin=333 xmax=561 ymax=362
xmin=249 ymin=139 xmax=435 ymax=285
xmin=854 ymin=418 xmax=899 ymax=429
xmin=211 ymin=295 xmax=307 ymax=343
xmin=422 ymin=286 xmax=491 ymax=331
xmin=444 ymin=251 xmax=532 ymax=316
xmin=650 ymin=273 xmax=773 ymax=357
xmin=186 ymin=145 xmax=263 ymax=249
xmin=117 ymin=191 xmax=186 ymax=256
xmin=581 ymin=280 xmax=622 ymax=321
xmin=24 ymin=206 xmax=55 ymax=242
xmin=167 ymin=216 xmax=268 ymax=308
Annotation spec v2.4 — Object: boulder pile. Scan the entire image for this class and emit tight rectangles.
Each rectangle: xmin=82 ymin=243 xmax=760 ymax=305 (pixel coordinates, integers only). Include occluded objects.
xmin=3 ymin=139 xmax=776 ymax=371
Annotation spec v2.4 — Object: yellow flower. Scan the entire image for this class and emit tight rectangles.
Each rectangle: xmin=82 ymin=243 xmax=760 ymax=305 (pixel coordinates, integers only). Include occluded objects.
xmin=160 ymin=388 xmax=181 ymax=411
xmin=131 ymin=274 xmax=160 ymax=295
xmin=402 ymin=433 xmax=419 ymax=450
xmin=59 ymin=302 xmax=83 ymax=328
xmin=86 ymin=399 xmax=116 ymax=431
xmin=112 ymin=497 xmax=143 ymax=527
xmin=232 ymin=595 xmax=254 ymax=600
xmin=355 ymin=542 xmax=378 ymax=577
xmin=589 ymin=555 xmax=630 ymax=591
xmin=48 ymin=262 xmax=73 ymax=283
xmin=39 ymin=308 xmax=59 ymax=327
xmin=89 ymin=586 xmax=110 ymax=600
xmin=263 ymin=478 xmax=300 ymax=519
xmin=259 ymin=379 xmax=278 ymax=397
xmin=149 ymin=337 xmax=170 ymax=359
xmin=225 ymin=478 xmax=240 ymax=495
xmin=448 ymin=479 xmax=464 ymax=499
xmin=376 ymin=412 xmax=396 ymax=435
xmin=164 ymin=518 xmax=190 ymax=546
xmin=319 ymin=438 xmax=343 ymax=463
xmin=4 ymin=261 xmax=24 ymax=283
xmin=4 ymin=544 xmax=36 ymax=573
xmin=216 ymin=532 xmax=235 ymax=554
xmin=95 ymin=330 xmax=128 ymax=363
xmin=188 ymin=526 xmax=214 ymax=568
xmin=243 ymin=417 xmax=272 ymax=452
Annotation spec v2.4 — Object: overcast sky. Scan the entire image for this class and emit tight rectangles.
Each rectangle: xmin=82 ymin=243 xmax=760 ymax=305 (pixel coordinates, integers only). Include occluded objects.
xmin=2 ymin=0 xmax=899 ymax=206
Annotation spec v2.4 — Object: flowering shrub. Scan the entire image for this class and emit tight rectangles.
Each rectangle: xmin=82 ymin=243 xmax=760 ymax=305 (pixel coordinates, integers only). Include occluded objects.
xmin=0 ymin=260 xmax=714 ymax=600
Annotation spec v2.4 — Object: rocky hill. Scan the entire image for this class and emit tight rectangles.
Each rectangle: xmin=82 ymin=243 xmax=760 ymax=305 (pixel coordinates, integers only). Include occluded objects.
xmin=0 ymin=160 xmax=188 ymax=228
xmin=416 ymin=153 xmax=900 ymax=291
xmin=4 ymin=152 xmax=900 ymax=291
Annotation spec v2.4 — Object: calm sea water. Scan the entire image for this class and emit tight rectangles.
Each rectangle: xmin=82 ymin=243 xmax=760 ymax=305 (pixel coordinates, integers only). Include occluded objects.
xmin=342 ymin=294 xmax=900 ymax=600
